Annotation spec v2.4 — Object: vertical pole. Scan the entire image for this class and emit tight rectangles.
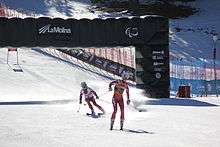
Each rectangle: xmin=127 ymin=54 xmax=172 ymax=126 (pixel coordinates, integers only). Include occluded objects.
xmin=118 ymin=48 xmax=122 ymax=64
xmin=7 ymin=49 xmax=9 ymax=64
xmin=16 ymin=49 xmax=19 ymax=65
xmin=213 ymin=43 xmax=218 ymax=97
xmin=105 ymin=48 xmax=107 ymax=59
xmin=111 ymin=48 xmax=114 ymax=61
xmin=213 ymin=35 xmax=218 ymax=97
xmin=204 ymin=62 xmax=207 ymax=97
xmin=99 ymin=48 xmax=101 ymax=57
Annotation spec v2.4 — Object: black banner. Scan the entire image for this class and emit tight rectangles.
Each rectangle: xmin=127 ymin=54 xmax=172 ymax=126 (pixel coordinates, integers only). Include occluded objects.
xmin=58 ymin=49 xmax=135 ymax=81
xmin=0 ymin=16 xmax=168 ymax=47
xmin=136 ymin=45 xmax=170 ymax=98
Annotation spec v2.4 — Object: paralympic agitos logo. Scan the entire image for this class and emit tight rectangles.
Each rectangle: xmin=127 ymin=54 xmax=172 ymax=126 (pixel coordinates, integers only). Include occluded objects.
xmin=38 ymin=24 xmax=71 ymax=34
xmin=125 ymin=27 xmax=138 ymax=38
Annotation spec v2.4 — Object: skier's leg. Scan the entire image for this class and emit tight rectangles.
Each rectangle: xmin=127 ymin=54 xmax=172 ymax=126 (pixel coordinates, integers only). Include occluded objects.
xmin=91 ymin=98 xmax=105 ymax=114
xmin=110 ymin=98 xmax=118 ymax=130
xmin=118 ymin=99 xmax=125 ymax=130
xmin=110 ymin=119 xmax=114 ymax=130
xmin=85 ymin=98 xmax=94 ymax=114
xmin=118 ymin=99 xmax=124 ymax=121
xmin=111 ymin=98 xmax=118 ymax=121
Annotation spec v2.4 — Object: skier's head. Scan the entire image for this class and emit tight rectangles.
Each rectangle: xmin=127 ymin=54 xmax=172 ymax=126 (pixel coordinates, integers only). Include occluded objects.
xmin=81 ymin=82 xmax=87 ymax=89
xmin=121 ymin=71 xmax=129 ymax=80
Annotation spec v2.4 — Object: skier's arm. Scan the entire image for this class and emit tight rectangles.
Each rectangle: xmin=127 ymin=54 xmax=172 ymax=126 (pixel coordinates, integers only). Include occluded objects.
xmin=126 ymin=84 xmax=130 ymax=105
xmin=109 ymin=80 xmax=117 ymax=91
xmin=79 ymin=90 xmax=83 ymax=104
xmin=91 ymin=90 xmax=99 ymax=99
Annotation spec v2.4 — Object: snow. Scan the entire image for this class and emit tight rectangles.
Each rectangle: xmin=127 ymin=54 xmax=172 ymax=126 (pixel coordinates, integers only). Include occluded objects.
xmin=170 ymin=0 xmax=220 ymax=60
xmin=1 ymin=0 xmax=220 ymax=146
xmin=1 ymin=48 xmax=220 ymax=147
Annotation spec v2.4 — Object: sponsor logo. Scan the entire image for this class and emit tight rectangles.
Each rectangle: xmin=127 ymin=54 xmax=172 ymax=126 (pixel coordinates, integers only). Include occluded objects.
xmin=153 ymin=62 xmax=164 ymax=66
xmin=152 ymin=50 xmax=165 ymax=54
xmin=154 ymin=67 xmax=163 ymax=72
xmin=152 ymin=55 xmax=164 ymax=60
xmin=38 ymin=24 xmax=71 ymax=34
xmin=95 ymin=59 xmax=103 ymax=65
xmin=125 ymin=27 xmax=138 ymax=38
xmin=155 ymin=72 xmax=162 ymax=79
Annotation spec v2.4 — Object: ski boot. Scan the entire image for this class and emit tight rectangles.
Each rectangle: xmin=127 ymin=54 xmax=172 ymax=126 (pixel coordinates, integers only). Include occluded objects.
xmin=120 ymin=120 xmax=124 ymax=130
xmin=102 ymin=110 xmax=106 ymax=115
xmin=110 ymin=120 xmax=114 ymax=130
xmin=91 ymin=110 xmax=95 ymax=117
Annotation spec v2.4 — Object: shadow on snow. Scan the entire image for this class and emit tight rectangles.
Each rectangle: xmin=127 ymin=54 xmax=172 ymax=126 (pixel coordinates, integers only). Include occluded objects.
xmin=145 ymin=98 xmax=218 ymax=107
xmin=113 ymin=129 xmax=154 ymax=134
xmin=0 ymin=99 xmax=73 ymax=105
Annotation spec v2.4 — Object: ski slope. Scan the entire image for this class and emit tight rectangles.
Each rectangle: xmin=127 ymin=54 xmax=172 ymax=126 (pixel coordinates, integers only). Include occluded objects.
xmin=0 ymin=48 xmax=220 ymax=147
xmin=0 ymin=0 xmax=220 ymax=146
xmin=170 ymin=0 xmax=220 ymax=61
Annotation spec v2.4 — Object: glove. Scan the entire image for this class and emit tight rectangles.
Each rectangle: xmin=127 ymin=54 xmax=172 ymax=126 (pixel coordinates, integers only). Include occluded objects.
xmin=127 ymin=99 xmax=130 ymax=105
xmin=109 ymin=87 xmax=112 ymax=91
xmin=96 ymin=96 xmax=99 ymax=99
xmin=79 ymin=100 xmax=82 ymax=104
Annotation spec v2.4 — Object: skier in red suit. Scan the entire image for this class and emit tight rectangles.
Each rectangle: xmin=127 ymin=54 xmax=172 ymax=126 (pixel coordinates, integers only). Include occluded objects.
xmin=109 ymin=72 xmax=130 ymax=130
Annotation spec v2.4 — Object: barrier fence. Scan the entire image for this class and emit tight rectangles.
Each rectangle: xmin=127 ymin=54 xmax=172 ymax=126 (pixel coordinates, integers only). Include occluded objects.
xmin=82 ymin=47 xmax=135 ymax=68
xmin=58 ymin=48 xmax=135 ymax=81
xmin=170 ymin=58 xmax=220 ymax=96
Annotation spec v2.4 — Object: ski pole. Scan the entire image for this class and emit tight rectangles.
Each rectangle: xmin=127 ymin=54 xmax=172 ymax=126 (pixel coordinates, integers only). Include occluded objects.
xmin=77 ymin=104 xmax=81 ymax=113
xmin=77 ymin=103 xmax=87 ymax=112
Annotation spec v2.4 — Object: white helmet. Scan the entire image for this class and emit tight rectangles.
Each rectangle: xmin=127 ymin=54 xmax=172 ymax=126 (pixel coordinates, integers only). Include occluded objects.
xmin=81 ymin=82 xmax=87 ymax=89
xmin=121 ymin=71 xmax=129 ymax=80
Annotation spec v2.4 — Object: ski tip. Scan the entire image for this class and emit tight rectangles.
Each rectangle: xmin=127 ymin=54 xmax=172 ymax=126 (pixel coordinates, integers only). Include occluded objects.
xmin=86 ymin=113 xmax=101 ymax=118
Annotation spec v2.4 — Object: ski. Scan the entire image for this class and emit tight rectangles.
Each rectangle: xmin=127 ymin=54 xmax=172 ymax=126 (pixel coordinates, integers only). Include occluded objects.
xmin=86 ymin=113 xmax=104 ymax=118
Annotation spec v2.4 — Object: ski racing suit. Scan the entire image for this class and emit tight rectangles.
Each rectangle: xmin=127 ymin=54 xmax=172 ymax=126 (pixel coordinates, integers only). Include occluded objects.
xmin=79 ymin=87 xmax=105 ymax=114
xmin=109 ymin=80 xmax=130 ymax=121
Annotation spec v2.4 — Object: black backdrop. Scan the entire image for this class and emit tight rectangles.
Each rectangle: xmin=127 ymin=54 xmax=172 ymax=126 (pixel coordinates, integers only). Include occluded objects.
xmin=0 ymin=16 xmax=169 ymax=98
